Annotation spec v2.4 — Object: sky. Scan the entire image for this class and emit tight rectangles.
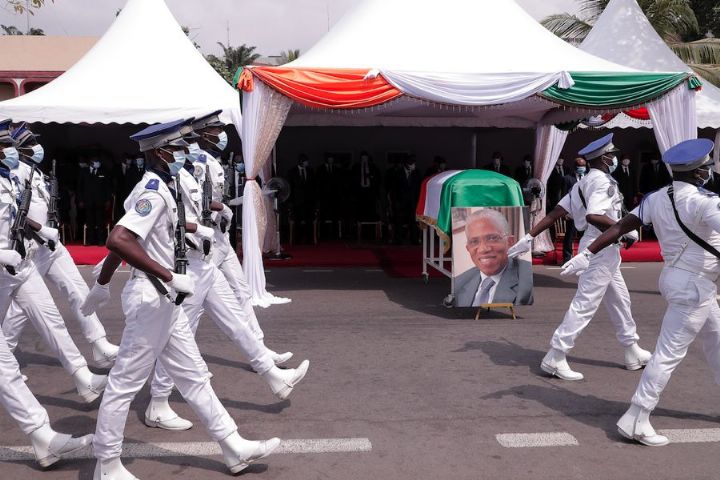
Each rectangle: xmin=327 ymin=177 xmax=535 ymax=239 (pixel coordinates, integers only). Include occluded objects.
xmin=0 ymin=0 xmax=580 ymax=58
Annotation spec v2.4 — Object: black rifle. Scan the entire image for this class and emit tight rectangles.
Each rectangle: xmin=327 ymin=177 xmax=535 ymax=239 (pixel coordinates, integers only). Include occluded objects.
xmin=200 ymin=174 xmax=213 ymax=255
xmin=45 ymin=159 xmax=59 ymax=251
xmin=173 ymin=177 xmax=189 ymax=306
xmin=6 ymin=166 xmax=34 ymax=275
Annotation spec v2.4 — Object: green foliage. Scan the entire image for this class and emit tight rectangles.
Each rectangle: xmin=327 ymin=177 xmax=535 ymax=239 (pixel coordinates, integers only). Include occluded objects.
xmin=6 ymin=0 xmax=50 ymax=14
xmin=689 ymin=0 xmax=719 ymax=39
xmin=1 ymin=24 xmax=44 ymax=35
xmin=206 ymin=43 xmax=260 ymax=84
xmin=278 ymin=49 xmax=301 ymax=65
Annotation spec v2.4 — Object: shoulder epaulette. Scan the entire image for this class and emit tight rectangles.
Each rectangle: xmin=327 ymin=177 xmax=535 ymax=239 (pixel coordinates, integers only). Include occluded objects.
xmin=145 ymin=179 xmax=159 ymax=191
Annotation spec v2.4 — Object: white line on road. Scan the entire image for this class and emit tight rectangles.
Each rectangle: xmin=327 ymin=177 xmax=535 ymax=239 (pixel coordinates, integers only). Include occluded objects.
xmin=364 ymin=269 xmax=383 ymax=272
xmin=302 ymin=269 xmax=334 ymax=273
xmin=658 ymin=428 xmax=720 ymax=443
xmin=496 ymin=432 xmax=578 ymax=448
xmin=0 ymin=438 xmax=372 ymax=462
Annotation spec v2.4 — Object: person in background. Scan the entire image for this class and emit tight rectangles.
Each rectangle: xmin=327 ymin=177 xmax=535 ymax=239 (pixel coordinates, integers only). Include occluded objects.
xmin=613 ymin=154 xmax=637 ymax=209
xmin=77 ymin=155 xmax=111 ymax=245
xmin=425 ymin=155 xmax=448 ymax=178
xmin=483 ymin=151 xmax=511 ymax=176
xmin=387 ymin=155 xmax=422 ymax=244
xmin=560 ymin=157 xmax=587 ymax=263
xmin=351 ymin=151 xmax=381 ymax=228
xmin=547 ymin=157 xmax=566 ymax=213
xmin=514 ymin=154 xmax=534 ymax=189
xmin=639 ymin=155 xmax=672 ymax=195
xmin=287 ymin=153 xmax=316 ymax=244
xmin=316 ymin=153 xmax=343 ymax=237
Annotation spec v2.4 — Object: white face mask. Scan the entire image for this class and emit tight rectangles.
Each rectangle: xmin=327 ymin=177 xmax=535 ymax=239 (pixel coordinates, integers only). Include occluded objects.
xmin=214 ymin=131 xmax=228 ymax=151
xmin=524 ymin=160 xmax=532 ymax=167
xmin=605 ymin=155 xmax=618 ymax=174
xmin=493 ymin=158 xmax=501 ymax=167
xmin=135 ymin=157 xmax=144 ymax=167
xmin=1 ymin=147 xmax=19 ymax=170
xmin=162 ymin=149 xmax=187 ymax=176
xmin=92 ymin=160 xmax=101 ymax=169
xmin=406 ymin=163 xmax=416 ymax=172
xmin=30 ymin=144 xmax=44 ymax=164
xmin=621 ymin=159 xmax=631 ymax=166
xmin=187 ymin=142 xmax=202 ymax=162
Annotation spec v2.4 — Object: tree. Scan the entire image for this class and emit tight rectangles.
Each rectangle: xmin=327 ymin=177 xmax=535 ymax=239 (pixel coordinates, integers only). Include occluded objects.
xmin=215 ymin=43 xmax=261 ymax=71
xmin=689 ymin=0 xmax=719 ymax=39
xmin=1 ymin=24 xmax=44 ymax=35
xmin=5 ymin=0 xmax=50 ymax=14
xmin=278 ymin=49 xmax=301 ymax=65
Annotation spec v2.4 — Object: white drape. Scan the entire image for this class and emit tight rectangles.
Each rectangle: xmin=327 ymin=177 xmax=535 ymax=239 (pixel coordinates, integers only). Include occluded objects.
xmin=532 ymin=124 xmax=569 ymax=253
xmin=241 ymin=81 xmax=293 ymax=307
xmin=379 ymin=71 xmax=574 ymax=106
xmin=714 ymin=129 xmax=720 ymax=173
xmin=647 ymin=84 xmax=698 ymax=153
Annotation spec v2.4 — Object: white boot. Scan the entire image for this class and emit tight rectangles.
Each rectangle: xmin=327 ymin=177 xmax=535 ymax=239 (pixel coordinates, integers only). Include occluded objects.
xmin=617 ymin=403 xmax=669 ymax=446
xmin=29 ymin=424 xmax=93 ymax=468
xmin=93 ymin=457 xmax=139 ymax=480
xmin=267 ymin=348 xmax=293 ymax=366
xmin=218 ymin=431 xmax=281 ymax=474
xmin=144 ymin=396 xmax=193 ymax=431
xmin=624 ymin=343 xmax=652 ymax=371
xmin=260 ymin=360 xmax=309 ymax=400
xmin=540 ymin=348 xmax=584 ymax=381
xmin=72 ymin=366 xmax=108 ymax=403
xmin=92 ymin=337 xmax=120 ymax=368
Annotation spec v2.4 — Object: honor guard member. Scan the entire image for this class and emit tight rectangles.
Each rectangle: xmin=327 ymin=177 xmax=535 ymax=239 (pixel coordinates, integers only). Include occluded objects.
xmin=87 ymin=120 xmax=280 ymax=480
xmin=0 ymin=125 xmax=95 ymax=470
xmin=140 ymin=124 xmax=308 ymax=430
xmin=2 ymin=123 xmax=119 ymax=367
xmin=522 ymin=134 xmax=651 ymax=380
xmin=563 ymin=139 xmax=720 ymax=446
xmin=0 ymin=120 xmax=108 ymax=402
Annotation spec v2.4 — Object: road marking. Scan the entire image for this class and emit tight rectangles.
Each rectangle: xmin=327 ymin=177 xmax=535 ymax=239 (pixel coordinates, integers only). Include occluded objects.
xmin=658 ymin=428 xmax=720 ymax=443
xmin=364 ymin=269 xmax=383 ymax=272
xmin=620 ymin=266 xmax=636 ymax=269
xmin=302 ymin=269 xmax=334 ymax=273
xmin=0 ymin=438 xmax=372 ymax=462
xmin=496 ymin=432 xmax=578 ymax=448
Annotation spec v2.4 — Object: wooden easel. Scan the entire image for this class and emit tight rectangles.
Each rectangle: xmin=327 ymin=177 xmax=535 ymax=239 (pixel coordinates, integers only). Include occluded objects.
xmin=475 ymin=303 xmax=516 ymax=320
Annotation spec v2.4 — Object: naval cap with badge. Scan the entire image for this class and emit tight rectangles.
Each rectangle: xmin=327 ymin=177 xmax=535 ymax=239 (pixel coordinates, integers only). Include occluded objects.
xmin=662 ymin=138 xmax=715 ymax=172
xmin=578 ymin=133 xmax=620 ymax=160
xmin=191 ymin=110 xmax=224 ymax=131
xmin=10 ymin=122 xmax=40 ymax=148
xmin=130 ymin=119 xmax=191 ymax=152
xmin=0 ymin=119 xmax=14 ymax=146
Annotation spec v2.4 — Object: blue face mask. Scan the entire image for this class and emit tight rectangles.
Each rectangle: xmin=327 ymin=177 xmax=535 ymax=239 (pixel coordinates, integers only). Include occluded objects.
xmin=1 ymin=147 xmax=19 ymax=170
xmin=30 ymin=144 xmax=44 ymax=164
xmin=214 ymin=131 xmax=228 ymax=151
xmin=167 ymin=150 xmax=187 ymax=177
xmin=576 ymin=166 xmax=586 ymax=175
xmin=235 ymin=162 xmax=245 ymax=174
xmin=187 ymin=143 xmax=202 ymax=162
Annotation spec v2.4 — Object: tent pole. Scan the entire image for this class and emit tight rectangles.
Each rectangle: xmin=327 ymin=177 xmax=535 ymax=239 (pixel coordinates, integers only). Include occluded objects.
xmin=471 ymin=131 xmax=478 ymax=169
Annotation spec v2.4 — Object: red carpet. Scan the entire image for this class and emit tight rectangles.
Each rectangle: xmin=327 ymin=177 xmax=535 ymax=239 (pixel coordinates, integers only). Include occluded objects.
xmin=66 ymin=240 xmax=662 ymax=277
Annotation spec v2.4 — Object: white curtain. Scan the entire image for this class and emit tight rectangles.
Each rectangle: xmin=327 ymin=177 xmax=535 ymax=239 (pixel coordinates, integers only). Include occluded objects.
xmin=714 ymin=129 xmax=720 ymax=173
xmin=260 ymin=155 xmax=279 ymax=253
xmin=647 ymin=83 xmax=698 ymax=153
xmin=241 ymin=81 xmax=293 ymax=307
xmin=379 ymin=71 xmax=574 ymax=106
xmin=532 ymin=124 xmax=568 ymax=253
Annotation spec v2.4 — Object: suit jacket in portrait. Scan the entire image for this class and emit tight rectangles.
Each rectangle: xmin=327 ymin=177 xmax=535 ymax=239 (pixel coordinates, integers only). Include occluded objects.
xmin=454 ymin=257 xmax=533 ymax=306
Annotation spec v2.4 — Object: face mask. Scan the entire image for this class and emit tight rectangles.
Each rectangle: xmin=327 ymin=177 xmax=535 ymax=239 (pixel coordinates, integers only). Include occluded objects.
xmin=406 ymin=163 xmax=416 ymax=172
xmin=1 ymin=147 xmax=19 ymax=170
xmin=162 ymin=149 xmax=187 ymax=176
xmin=621 ymin=159 xmax=630 ymax=166
xmin=79 ymin=162 xmax=88 ymax=168
xmin=187 ymin=142 xmax=202 ymax=162
xmin=556 ymin=159 xmax=564 ymax=167
xmin=302 ymin=160 xmax=309 ymax=168
xmin=524 ymin=160 xmax=532 ymax=167
xmin=576 ymin=166 xmax=586 ymax=175
xmin=30 ymin=144 xmax=44 ymax=164
xmin=698 ymin=168 xmax=712 ymax=186
xmin=135 ymin=157 xmax=144 ymax=167
xmin=650 ymin=159 xmax=659 ymax=165
xmin=493 ymin=158 xmax=501 ymax=167
xmin=235 ymin=162 xmax=245 ymax=174
xmin=604 ymin=155 xmax=618 ymax=174
xmin=124 ymin=158 xmax=132 ymax=165
xmin=213 ymin=131 xmax=228 ymax=151
xmin=92 ymin=160 xmax=101 ymax=169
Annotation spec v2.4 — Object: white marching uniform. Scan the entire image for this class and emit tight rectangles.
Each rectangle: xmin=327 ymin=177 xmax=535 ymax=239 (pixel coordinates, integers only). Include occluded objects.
xmin=0 ymin=171 xmax=88 ymax=376
xmin=193 ymin=152 xmax=264 ymax=339
xmin=3 ymin=162 xmax=107 ymax=349
xmin=0 ymin=172 xmax=57 ymax=434
xmin=629 ymin=182 xmax=720 ymax=411
xmin=150 ymin=168 xmax=275 ymax=399
xmin=93 ymin=170 xmax=237 ymax=460
xmin=551 ymin=168 xmax=639 ymax=351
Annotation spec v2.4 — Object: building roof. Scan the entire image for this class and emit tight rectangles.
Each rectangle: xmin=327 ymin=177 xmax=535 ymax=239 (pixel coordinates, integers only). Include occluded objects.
xmin=0 ymin=36 xmax=98 ymax=72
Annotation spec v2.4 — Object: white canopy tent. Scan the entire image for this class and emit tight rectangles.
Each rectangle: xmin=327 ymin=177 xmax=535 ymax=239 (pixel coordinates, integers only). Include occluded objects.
xmin=580 ymin=0 xmax=720 ymax=131
xmin=0 ymin=0 xmax=241 ymax=132
xmin=238 ymin=0 xmax=698 ymax=305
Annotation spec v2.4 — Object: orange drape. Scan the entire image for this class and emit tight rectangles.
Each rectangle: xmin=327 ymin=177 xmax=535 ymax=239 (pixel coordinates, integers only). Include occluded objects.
xmin=245 ymin=67 xmax=403 ymax=109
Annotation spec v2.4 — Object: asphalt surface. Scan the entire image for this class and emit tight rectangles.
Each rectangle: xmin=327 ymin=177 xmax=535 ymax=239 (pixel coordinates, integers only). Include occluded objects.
xmin=2 ymin=262 xmax=720 ymax=479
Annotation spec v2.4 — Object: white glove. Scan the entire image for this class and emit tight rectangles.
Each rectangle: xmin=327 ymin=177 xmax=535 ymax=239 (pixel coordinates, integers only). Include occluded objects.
xmin=167 ymin=273 xmax=195 ymax=297
xmin=37 ymin=226 xmax=59 ymax=243
xmin=81 ymin=281 xmax=111 ymax=315
xmin=560 ymin=249 xmax=594 ymax=276
xmin=227 ymin=196 xmax=243 ymax=206
xmin=621 ymin=229 xmax=639 ymax=249
xmin=220 ymin=204 xmax=234 ymax=222
xmin=93 ymin=256 xmax=107 ymax=279
xmin=507 ymin=233 xmax=534 ymax=259
xmin=0 ymin=249 xmax=22 ymax=268
xmin=195 ymin=224 xmax=214 ymax=240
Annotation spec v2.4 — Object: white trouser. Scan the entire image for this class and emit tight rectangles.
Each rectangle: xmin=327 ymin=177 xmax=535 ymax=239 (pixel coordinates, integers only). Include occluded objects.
xmin=151 ymin=254 xmax=274 ymax=398
xmin=631 ymin=267 xmax=720 ymax=411
xmin=0 ymin=325 xmax=49 ymax=435
xmin=0 ymin=261 xmax=87 ymax=374
xmin=551 ymin=242 xmax=639 ymax=352
xmin=94 ymin=277 xmax=237 ymax=460
xmin=214 ymin=230 xmax=264 ymax=340
xmin=3 ymin=242 xmax=107 ymax=350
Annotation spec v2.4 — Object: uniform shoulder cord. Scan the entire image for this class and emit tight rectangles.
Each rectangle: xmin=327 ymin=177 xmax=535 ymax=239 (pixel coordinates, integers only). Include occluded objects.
xmin=667 ymin=185 xmax=720 ymax=260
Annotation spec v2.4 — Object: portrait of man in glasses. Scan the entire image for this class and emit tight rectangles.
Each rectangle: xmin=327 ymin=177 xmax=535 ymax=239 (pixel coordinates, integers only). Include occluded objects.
xmin=454 ymin=208 xmax=534 ymax=306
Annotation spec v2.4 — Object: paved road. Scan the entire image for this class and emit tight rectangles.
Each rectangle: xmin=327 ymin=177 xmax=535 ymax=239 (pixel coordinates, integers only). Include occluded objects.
xmin=2 ymin=263 xmax=719 ymax=479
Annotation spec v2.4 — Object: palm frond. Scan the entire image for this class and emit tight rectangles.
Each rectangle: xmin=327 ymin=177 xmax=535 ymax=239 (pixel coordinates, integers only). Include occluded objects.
xmin=670 ymin=39 xmax=720 ymax=64
xmin=541 ymin=13 xmax=593 ymax=41
xmin=642 ymin=0 xmax=698 ymax=40
xmin=688 ymin=64 xmax=720 ymax=88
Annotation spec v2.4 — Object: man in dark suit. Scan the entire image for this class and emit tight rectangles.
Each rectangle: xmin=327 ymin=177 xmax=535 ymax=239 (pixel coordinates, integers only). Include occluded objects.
xmin=546 ymin=158 xmax=566 ymax=212
xmin=482 ymin=151 xmax=511 ymax=177
xmin=513 ymin=154 xmax=534 ymax=188
xmin=424 ymin=155 xmax=448 ymax=179
xmin=287 ymin=153 xmax=316 ymax=243
xmin=560 ymin=157 xmax=586 ymax=263
xmin=454 ymin=209 xmax=533 ymax=306
xmin=315 ymin=153 xmax=343 ymax=235
xmin=77 ymin=156 xmax=112 ymax=245
xmin=639 ymin=156 xmax=671 ymax=195
xmin=386 ymin=155 xmax=422 ymax=244
xmin=350 ymin=151 xmax=381 ymax=223
xmin=613 ymin=155 xmax=637 ymax=209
